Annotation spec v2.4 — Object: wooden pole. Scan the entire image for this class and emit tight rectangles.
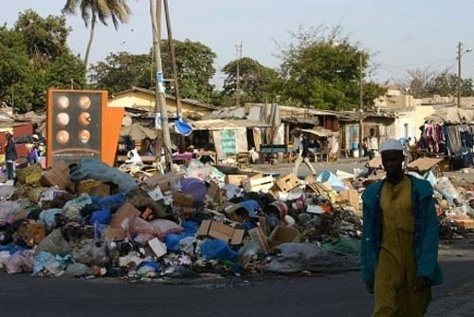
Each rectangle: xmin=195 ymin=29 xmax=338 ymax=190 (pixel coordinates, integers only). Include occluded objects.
xmin=150 ymin=0 xmax=173 ymax=170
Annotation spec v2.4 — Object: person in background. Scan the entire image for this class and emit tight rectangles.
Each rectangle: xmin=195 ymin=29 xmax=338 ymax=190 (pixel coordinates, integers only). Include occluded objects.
xmin=27 ymin=143 xmax=39 ymax=165
xmin=367 ymin=128 xmax=379 ymax=160
xmin=361 ymin=139 xmax=443 ymax=316
xmin=5 ymin=133 xmax=18 ymax=180
xmin=292 ymin=129 xmax=317 ymax=176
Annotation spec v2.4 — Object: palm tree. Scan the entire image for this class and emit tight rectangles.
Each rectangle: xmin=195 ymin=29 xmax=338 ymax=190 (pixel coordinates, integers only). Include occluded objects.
xmin=62 ymin=0 xmax=131 ymax=68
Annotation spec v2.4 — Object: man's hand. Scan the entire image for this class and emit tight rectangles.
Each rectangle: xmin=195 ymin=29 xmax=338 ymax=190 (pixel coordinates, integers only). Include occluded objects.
xmin=366 ymin=283 xmax=374 ymax=294
xmin=413 ymin=276 xmax=430 ymax=292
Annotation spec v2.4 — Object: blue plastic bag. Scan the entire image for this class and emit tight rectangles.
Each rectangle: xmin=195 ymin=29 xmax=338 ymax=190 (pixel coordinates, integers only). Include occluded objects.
xmin=165 ymin=220 xmax=199 ymax=251
xmin=316 ymin=170 xmax=347 ymax=192
xmin=200 ymin=238 xmax=237 ymax=261
xmin=90 ymin=207 xmax=111 ymax=225
xmin=92 ymin=193 xmax=126 ymax=207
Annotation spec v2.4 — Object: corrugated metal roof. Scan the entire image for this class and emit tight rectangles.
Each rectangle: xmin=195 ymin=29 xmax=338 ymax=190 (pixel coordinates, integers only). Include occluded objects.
xmin=190 ymin=119 xmax=270 ymax=130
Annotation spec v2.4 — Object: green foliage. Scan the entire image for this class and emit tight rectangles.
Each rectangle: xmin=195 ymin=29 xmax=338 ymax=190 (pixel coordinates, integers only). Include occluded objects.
xmin=89 ymin=52 xmax=152 ymax=93
xmin=276 ymin=25 xmax=386 ymax=110
xmin=221 ymin=57 xmax=281 ymax=106
xmin=160 ymin=39 xmax=217 ymax=103
xmin=0 ymin=11 xmax=87 ymax=112
xmin=89 ymin=40 xmax=217 ymax=103
xmin=426 ymin=72 xmax=474 ymax=97
xmin=62 ymin=0 xmax=132 ymax=67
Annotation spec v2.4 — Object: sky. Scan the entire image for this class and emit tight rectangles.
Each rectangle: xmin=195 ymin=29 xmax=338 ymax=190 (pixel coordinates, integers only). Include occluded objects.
xmin=3 ymin=0 xmax=474 ymax=88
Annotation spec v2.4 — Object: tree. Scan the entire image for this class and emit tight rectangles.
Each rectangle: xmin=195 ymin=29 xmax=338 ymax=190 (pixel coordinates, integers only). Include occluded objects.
xmin=62 ymin=0 xmax=131 ymax=68
xmin=89 ymin=40 xmax=217 ymax=102
xmin=221 ymin=57 xmax=281 ymax=106
xmin=0 ymin=11 xmax=87 ymax=112
xmin=426 ymin=71 xmax=474 ymax=97
xmin=89 ymin=51 xmax=153 ymax=93
xmin=276 ymin=25 xmax=386 ymax=110
xmin=160 ymin=39 xmax=217 ymax=103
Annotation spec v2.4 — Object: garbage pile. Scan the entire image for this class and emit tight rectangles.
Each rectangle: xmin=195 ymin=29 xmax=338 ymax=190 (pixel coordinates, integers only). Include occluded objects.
xmin=0 ymin=158 xmax=472 ymax=280
xmin=0 ymin=159 xmax=363 ymax=278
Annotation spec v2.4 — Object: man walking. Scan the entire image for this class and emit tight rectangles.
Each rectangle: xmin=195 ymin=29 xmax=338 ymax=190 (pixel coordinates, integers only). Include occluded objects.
xmin=5 ymin=133 xmax=18 ymax=180
xmin=361 ymin=139 xmax=443 ymax=316
xmin=292 ymin=129 xmax=316 ymax=176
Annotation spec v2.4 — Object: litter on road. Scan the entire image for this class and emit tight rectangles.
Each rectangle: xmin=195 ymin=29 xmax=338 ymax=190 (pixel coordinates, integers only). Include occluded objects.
xmin=0 ymin=158 xmax=472 ymax=280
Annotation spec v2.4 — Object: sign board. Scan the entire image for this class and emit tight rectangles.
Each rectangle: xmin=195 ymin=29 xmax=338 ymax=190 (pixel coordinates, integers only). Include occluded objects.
xmin=220 ymin=129 xmax=236 ymax=155
xmin=47 ymin=89 xmax=107 ymax=166
xmin=46 ymin=89 xmax=124 ymax=168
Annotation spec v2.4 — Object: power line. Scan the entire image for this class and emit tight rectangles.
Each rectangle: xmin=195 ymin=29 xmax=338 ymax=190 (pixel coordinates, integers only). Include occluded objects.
xmin=377 ymin=58 xmax=456 ymax=70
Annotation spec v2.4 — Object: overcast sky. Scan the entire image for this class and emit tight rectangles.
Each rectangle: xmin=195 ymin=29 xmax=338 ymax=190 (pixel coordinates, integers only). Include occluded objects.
xmin=3 ymin=0 xmax=474 ymax=86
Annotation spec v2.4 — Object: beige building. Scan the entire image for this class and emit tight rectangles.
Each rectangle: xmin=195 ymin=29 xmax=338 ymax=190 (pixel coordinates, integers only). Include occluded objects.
xmin=108 ymin=86 xmax=216 ymax=117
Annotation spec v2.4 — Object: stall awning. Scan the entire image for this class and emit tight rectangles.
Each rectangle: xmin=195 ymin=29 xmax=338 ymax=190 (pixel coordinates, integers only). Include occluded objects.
xmin=301 ymin=128 xmax=338 ymax=137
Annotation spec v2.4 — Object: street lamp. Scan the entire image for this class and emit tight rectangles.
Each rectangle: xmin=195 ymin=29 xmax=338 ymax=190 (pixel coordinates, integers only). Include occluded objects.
xmin=457 ymin=42 xmax=472 ymax=108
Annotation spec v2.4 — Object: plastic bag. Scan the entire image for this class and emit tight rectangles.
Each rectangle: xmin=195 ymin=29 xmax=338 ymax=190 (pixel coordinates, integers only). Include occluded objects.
xmin=265 ymin=243 xmax=359 ymax=274
xmin=316 ymin=170 xmax=347 ymax=192
xmin=0 ymin=201 xmax=21 ymax=225
xmin=5 ymin=250 xmax=35 ymax=274
xmin=199 ymin=238 xmax=237 ymax=261
xmin=72 ymin=242 xmax=108 ymax=265
xmin=90 ymin=207 xmax=111 ymax=225
xmin=150 ymin=219 xmax=184 ymax=240
xmin=320 ymin=236 xmax=361 ymax=256
xmin=35 ymin=229 xmax=73 ymax=257
xmin=424 ymin=171 xmax=438 ymax=188
xmin=69 ymin=158 xmax=137 ymax=192
xmin=39 ymin=209 xmax=63 ymax=230
xmin=129 ymin=217 xmax=158 ymax=244
xmin=0 ymin=185 xmax=16 ymax=200
xmin=436 ymin=177 xmax=462 ymax=206
xmin=63 ymin=193 xmax=93 ymax=211
xmin=178 ymin=236 xmax=197 ymax=255
xmin=32 ymin=251 xmax=71 ymax=277
xmin=65 ymin=263 xmax=91 ymax=277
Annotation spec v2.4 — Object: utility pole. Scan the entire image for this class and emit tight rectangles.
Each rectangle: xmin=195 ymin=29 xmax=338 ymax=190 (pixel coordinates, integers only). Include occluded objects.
xmin=150 ymin=0 xmax=173 ymax=170
xmin=359 ymin=53 xmax=364 ymax=157
xmin=235 ymin=43 xmax=242 ymax=107
xmin=163 ymin=0 xmax=181 ymax=116
xmin=163 ymin=0 xmax=185 ymax=151
xmin=458 ymin=42 xmax=462 ymax=108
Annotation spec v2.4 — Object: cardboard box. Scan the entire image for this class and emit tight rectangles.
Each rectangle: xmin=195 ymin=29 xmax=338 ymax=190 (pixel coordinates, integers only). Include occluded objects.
xmin=103 ymin=227 xmax=126 ymax=241
xmin=407 ymin=157 xmax=443 ymax=173
xmin=248 ymin=226 xmax=270 ymax=253
xmin=243 ymin=176 xmax=274 ymax=192
xmin=338 ymin=189 xmax=360 ymax=207
xmin=144 ymin=172 xmax=183 ymax=192
xmin=268 ymin=226 xmax=300 ymax=249
xmin=197 ymin=220 xmax=245 ymax=245
xmin=40 ymin=161 xmax=70 ymax=189
xmin=225 ymin=174 xmax=249 ymax=186
xmin=147 ymin=238 xmax=167 ymax=258
xmin=109 ymin=203 xmax=141 ymax=229
xmin=172 ymin=192 xmax=195 ymax=207
xmin=275 ymin=173 xmax=300 ymax=192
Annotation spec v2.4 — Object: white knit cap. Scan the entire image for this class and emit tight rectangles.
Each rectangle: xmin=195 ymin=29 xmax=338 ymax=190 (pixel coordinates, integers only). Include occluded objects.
xmin=380 ymin=139 xmax=404 ymax=153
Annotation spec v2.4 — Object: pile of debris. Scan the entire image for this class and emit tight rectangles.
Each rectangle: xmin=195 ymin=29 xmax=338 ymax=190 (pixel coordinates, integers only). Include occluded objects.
xmin=0 ymin=157 xmax=472 ymax=280
xmin=0 ymin=159 xmax=363 ymax=278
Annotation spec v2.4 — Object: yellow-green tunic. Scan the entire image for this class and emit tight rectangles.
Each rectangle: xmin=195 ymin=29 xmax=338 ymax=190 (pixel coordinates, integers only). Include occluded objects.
xmin=373 ymin=176 xmax=431 ymax=317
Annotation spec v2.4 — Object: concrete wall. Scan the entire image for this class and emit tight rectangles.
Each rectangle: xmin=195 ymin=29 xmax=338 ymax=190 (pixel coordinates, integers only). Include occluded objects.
xmin=108 ymin=91 xmax=213 ymax=116
xmin=394 ymin=105 xmax=436 ymax=140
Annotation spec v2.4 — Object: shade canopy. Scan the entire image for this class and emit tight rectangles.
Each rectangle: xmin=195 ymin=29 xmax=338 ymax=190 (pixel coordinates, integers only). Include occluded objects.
xmin=120 ymin=123 xmax=158 ymax=141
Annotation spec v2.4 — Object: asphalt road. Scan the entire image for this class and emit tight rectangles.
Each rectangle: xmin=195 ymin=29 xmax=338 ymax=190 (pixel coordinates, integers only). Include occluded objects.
xmin=0 ymin=242 xmax=473 ymax=317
